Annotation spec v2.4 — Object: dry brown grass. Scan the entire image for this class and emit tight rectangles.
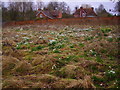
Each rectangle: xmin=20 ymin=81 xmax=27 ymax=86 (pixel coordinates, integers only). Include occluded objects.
xmin=2 ymin=22 xmax=119 ymax=88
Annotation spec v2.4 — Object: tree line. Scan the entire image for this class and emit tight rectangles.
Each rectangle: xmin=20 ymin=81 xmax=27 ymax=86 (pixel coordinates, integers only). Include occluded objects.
xmin=1 ymin=1 xmax=120 ymax=22
xmin=2 ymin=1 xmax=72 ymax=22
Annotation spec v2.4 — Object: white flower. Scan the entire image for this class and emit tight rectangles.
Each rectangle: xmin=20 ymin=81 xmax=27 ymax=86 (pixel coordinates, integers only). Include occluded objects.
xmin=80 ymin=34 xmax=85 ymax=36
xmin=24 ymin=42 xmax=29 ymax=45
xmin=15 ymin=35 xmax=19 ymax=37
xmin=39 ymin=36 xmax=43 ymax=39
xmin=109 ymin=70 xmax=115 ymax=74
xmin=90 ymin=50 xmax=93 ymax=52
xmin=100 ymin=83 xmax=103 ymax=86
xmin=108 ymin=36 xmax=113 ymax=38
xmin=109 ymin=66 xmax=111 ymax=68
xmin=22 ymin=37 xmax=29 ymax=40
xmin=52 ymin=64 xmax=56 ymax=69
xmin=21 ymin=33 xmax=27 ymax=35
xmin=29 ymin=41 xmax=33 ymax=43
xmin=49 ymin=40 xmax=56 ymax=43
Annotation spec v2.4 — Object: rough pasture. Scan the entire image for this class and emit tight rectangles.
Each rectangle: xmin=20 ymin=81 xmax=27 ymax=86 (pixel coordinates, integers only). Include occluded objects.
xmin=2 ymin=22 xmax=120 ymax=88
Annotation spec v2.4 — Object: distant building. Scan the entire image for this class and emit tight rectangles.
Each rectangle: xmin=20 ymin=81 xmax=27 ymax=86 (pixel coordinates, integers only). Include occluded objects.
xmin=73 ymin=7 xmax=97 ymax=17
xmin=36 ymin=9 xmax=62 ymax=19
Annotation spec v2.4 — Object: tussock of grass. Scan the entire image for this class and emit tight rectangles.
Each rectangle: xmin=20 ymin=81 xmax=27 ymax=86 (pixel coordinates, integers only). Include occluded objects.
xmin=13 ymin=61 xmax=32 ymax=75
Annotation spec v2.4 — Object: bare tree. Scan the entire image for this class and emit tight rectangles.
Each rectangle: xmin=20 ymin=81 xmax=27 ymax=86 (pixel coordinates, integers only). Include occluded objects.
xmin=96 ymin=4 xmax=105 ymax=14
xmin=36 ymin=0 xmax=44 ymax=10
xmin=95 ymin=4 xmax=112 ymax=17
xmin=58 ymin=2 xmax=68 ymax=13
xmin=81 ymin=4 xmax=91 ymax=8
xmin=47 ymin=1 xmax=59 ymax=10
xmin=115 ymin=1 xmax=120 ymax=15
xmin=66 ymin=6 xmax=71 ymax=14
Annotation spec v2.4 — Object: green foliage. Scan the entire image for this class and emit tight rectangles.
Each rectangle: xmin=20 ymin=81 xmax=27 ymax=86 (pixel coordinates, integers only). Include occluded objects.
xmin=55 ymin=55 xmax=79 ymax=68
xmin=53 ymin=49 xmax=61 ymax=53
xmin=100 ymin=49 xmax=107 ymax=53
xmin=96 ymin=56 xmax=103 ymax=62
xmin=69 ymin=44 xmax=74 ymax=48
xmin=48 ymin=41 xmax=57 ymax=46
xmin=90 ymin=66 xmax=98 ymax=73
xmin=62 ymin=13 xmax=73 ymax=18
xmin=55 ymin=44 xmax=65 ymax=49
xmin=79 ymin=43 xmax=84 ymax=47
xmin=85 ymin=36 xmax=94 ymax=41
xmin=16 ymin=42 xmax=30 ymax=49
xmin=105 ymin=70 xmax=117 ymax=80
xmin=101 ymin=28 xmax=112 ymax=33
xmin=107 ymin=38 xmax=113 ymax=42
xmin=104 ymin=33 xmax=108 ymax=36
xmin=92 ymin=76 xmax=104 ymax=82
xmin=31 ymin=45 xmax=44 ymax=51
xmin=16 ymin=45 xmax=22 ymax=49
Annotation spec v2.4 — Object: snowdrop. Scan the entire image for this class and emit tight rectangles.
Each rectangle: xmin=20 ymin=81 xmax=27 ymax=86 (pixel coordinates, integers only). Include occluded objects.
xmin=21 ymin=33 xmax=27 ymax=35
xmin=80 ymin=34 xmax=85 ymax=36
xmin=15 ymin=35 xmax=19 ymax=37
xmin=49 ymin=40 xmax=56 ymax=44
xmin=39 ymin=36 xmax=43 ymax=39
xmin=24 ymin=42 xmax=29 ymax=45
xmin=52 ymin=64 xmax=56 ymax=69
xmin=22 ymin=37 xmax=29 ymax=40
xmin=60 ymin=34 xmax=65 ymax=36
xmin=108 ymin=70 xmax=115 ymax=74
xmin=29 ymin=41 xmax=33 ymax=43
xmin=90 ymin=50 xmax=93 ymax=52
xmin=100 ymin=83 xmax=103 ymax=86
xmin=108 ymin=36 xmax=113 ymax=38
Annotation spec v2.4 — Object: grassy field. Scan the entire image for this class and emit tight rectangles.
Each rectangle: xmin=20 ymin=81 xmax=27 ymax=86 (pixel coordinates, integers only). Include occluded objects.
xmin=2 ymin=23 xmax=120 ymax=88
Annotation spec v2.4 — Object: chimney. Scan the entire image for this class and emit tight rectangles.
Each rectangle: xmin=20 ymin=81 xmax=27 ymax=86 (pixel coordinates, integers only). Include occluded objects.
xmin=38 ymin=9 xmax=41 ymax=11
xmin=75 ymin=7 xmax=78 ymax=11
xmin=80 ymin=7 xmax=83 ymax=9
xmin=91 ymin=7 xmax=94 ymax=10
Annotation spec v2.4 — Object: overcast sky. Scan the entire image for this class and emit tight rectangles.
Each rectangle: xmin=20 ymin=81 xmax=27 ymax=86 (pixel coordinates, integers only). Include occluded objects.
xmin=2 ymin=0 xmax=118 ymax=15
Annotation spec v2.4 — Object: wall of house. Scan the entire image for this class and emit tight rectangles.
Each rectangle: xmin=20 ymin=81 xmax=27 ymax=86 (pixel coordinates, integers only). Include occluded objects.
xmin=37 ymin=12 xmax=48 ymax=19
xmin=58 ymin=11 xmax=62 ymax=18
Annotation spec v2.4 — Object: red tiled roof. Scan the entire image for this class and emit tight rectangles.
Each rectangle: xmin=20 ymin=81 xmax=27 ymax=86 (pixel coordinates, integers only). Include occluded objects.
xmin=36 ymin=9 xmax=61 ymax=19
xmin=74 ymin=7 xmax=97 ymax=17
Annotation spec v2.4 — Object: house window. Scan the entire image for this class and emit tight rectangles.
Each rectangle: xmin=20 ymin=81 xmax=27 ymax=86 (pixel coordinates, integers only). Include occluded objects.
xmin=40 ymin=14 xmax=43 ymax=18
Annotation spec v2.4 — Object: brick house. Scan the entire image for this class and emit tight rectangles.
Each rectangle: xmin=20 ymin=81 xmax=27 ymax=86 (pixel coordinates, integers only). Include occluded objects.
xmin=73 ymin=7 xmax=97 ymax=17
xmin=36 ymin=9 xmax=62 ymax=19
